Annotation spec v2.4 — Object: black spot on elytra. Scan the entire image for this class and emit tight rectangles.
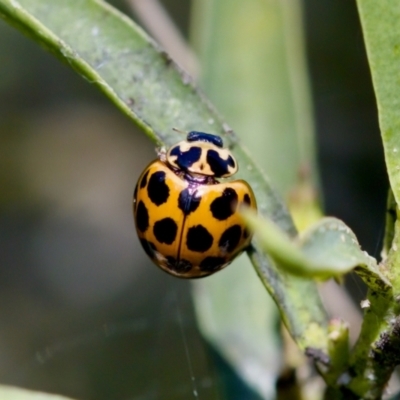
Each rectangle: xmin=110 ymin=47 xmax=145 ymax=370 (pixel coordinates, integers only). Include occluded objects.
xmin=186 ymin=225 xmax=213 ymax=252
xmin=206 ymin=149 xmax=235 ymax=177
xmin=243 ymin=228 xmax=250 ymax=239
xmin=140 ymin=238 xmax=157 ymax=259
xmin=243 ymin=193 xmax=251 ymax=206
xmin=166 ymin=257 xmax=193 ymax=273
xmin=136 ymin=201 xmax=149 ymax=232
xmin=199 ymin=256 xmax=226 ymax=272
xmin=140 ymin=170 xmax=149 ymax=189
xmin=178 ymin=189 xmax=201 ymax=215
xmin=210 ymin=188 xmax=238 ymax=220
xmin=147 ymin=171 xmax=170 ymax=206
xmin=153 ymin=218 xmax=178 ymax=244
xmin=170 ymin=145 xmax=202 ymax=170
xmin=219 ymin=225 xmax=242 ymax=253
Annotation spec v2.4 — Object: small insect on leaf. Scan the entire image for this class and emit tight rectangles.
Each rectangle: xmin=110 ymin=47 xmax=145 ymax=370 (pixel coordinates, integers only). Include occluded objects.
xmin=133 ymin=131 xmax=257 ymax=278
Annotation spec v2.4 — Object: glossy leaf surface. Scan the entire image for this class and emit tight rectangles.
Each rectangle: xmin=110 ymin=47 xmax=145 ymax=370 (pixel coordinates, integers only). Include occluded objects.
xmin=0 ymin=0 xmax=327 ymax=354
xmin=244 ymin=212 xmax=390 ymax=292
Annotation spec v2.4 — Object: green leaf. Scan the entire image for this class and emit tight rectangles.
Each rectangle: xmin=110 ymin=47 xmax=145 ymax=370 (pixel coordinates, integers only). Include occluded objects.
xmin=0 ymin=385 xmax=76 ymax=400
xmin=190 ymin=1 xmax=320 ymax=396
xmin=190 ymin=0 xmax=328 ymax=358
xmin=0 ymin=0 xmax=328 ymax=354
xmin=191 ymin=0 xmax=318 ymax=195
xmin=192 ymin=260 xmax=281 ymax=399
xmin=0 ymin=0 xmax=293 ymax=230
xmin=356 ymin=1 xmax=400 ymax=207
xmin=244 ymin=211 xmax=391 ymax=291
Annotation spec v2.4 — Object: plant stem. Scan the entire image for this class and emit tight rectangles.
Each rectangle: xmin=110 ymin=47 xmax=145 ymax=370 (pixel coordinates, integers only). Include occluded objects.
xmin=341 ymin=221 xmax=400 ymax=398
xmin=344 ymin=292 xmax=393 ymax=398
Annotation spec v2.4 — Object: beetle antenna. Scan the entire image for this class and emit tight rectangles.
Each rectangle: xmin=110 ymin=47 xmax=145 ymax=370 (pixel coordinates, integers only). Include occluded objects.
xmin=172 ymin=127 xmax=187 ymax=136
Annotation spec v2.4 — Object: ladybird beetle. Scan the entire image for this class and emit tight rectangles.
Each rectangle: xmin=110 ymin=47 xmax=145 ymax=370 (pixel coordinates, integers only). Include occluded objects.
xmin=133 ymin=131 xmax=257 ymax=278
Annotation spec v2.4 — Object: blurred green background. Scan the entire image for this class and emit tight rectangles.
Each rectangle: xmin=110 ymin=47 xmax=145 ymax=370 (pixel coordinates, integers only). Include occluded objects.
xmin=0 ymin=0 xmax=387 ymax=399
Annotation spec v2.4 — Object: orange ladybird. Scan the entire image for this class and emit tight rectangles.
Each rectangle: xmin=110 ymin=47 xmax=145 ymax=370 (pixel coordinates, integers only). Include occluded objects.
xmin=133 ymin=131 xmax=257 ymax=278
